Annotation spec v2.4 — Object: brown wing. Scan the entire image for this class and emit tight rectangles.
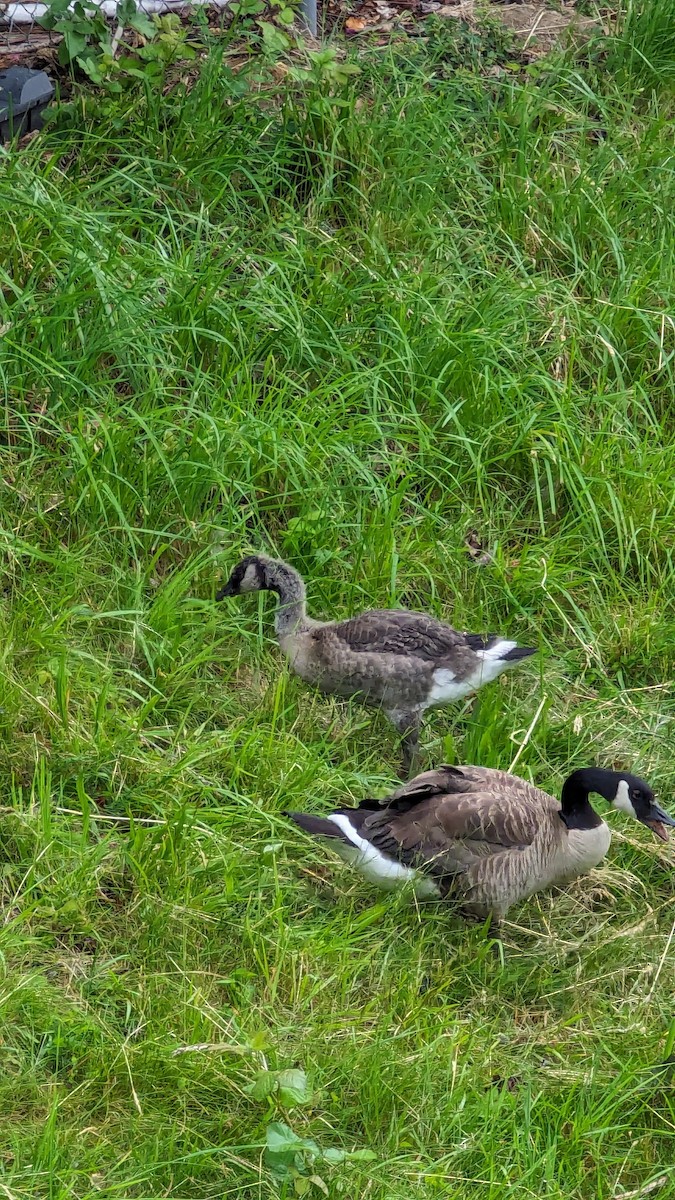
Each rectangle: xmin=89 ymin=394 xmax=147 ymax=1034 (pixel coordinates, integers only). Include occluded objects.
xmin=347 ymin=768 xmax=555 ymax=880
xmin=320 ymin=610 xmax=469 ymax=662
xmin=383 ymin=764 xmax=544 ymax=810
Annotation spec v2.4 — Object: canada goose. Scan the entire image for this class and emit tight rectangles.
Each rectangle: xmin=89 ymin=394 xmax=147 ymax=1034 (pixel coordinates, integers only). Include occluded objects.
xmin=286 ymin=764 xmax=674 ymax=920
xmin=217 ymin=554 xmax=536 ymax=773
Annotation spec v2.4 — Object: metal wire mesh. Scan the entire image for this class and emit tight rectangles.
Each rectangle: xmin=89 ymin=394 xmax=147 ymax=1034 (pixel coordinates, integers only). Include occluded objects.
xmin=0 ymin=0 xmax=237 ymax=57
xmin=1 ymin=0 xmax=315 ymax=60
xmin=1 ymin=2 xmax=54 ymax=55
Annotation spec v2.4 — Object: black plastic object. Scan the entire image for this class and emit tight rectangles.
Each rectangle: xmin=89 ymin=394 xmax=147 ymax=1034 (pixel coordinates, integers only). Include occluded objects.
xmin=0 ymin=67 xmax=54 ymax=141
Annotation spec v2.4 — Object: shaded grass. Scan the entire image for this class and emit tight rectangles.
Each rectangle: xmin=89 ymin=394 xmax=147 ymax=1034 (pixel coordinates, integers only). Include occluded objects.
xmin=0 ymin=13 xmax=675 ymax=1199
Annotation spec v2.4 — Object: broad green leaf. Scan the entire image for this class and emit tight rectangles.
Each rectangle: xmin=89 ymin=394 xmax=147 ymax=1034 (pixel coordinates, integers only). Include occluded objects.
xmin=63 ymin=29 xmax=88 ymax=58
xmin=277 ymin=1068 xmax=312 ymax=1107
xmin=128 ymin=9 xmax=157 ymax=38
xmin=322 ymin=1147 xmax=347 ymax=1165
xmin=246 ymin=1070 xmax=277 ymax=1101
xmin=257 ymin=21 xmax=290 ymax=53
xmin=266 ymin=1121 xmax=305 ymax=1154
xmin=265 ymin=1121 xmax=316 ymax=1180
xmin=78 ymin=54 xmax=105 ymax=83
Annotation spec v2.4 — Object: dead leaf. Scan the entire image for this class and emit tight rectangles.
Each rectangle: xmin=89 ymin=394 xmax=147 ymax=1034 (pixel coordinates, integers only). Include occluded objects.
xmin=490 ymin=1074 xmax=522 ymax=1093
xmin=345 ymin=16 xmax=368 ymax=31
xmin=614 ymin=1176 xmax=668 ymax=1200
xmin=465 ymin=532 xmax=493 ymax=567
xmin=551 ymin=354 xmax=569 ymax=381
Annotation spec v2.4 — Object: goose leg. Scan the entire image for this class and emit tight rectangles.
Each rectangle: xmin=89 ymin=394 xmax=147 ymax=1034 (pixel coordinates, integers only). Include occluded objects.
xmin=386 ymin=709 xmax=422 ymax=778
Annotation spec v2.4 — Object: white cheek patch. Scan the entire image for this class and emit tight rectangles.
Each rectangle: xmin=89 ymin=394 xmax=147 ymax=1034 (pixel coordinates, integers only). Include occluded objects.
xmin=613 ymin=779 xmax=634 ymax=815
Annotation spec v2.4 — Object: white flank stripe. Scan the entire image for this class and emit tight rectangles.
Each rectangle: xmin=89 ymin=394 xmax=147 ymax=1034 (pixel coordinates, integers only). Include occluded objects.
xmin=326 ymin=814 xmax=440 ymax=897
xmin=477 ymin=639 xmax=518 ymax=662
xmin=427 ymin=667 xmax=468 ymax=704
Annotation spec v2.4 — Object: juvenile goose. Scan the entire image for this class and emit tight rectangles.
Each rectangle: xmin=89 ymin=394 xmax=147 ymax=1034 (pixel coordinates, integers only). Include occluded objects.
xmin=287 ymin=765 xmax=674 ymax=920
xmin=217 ymin=554 xmax=536 ymax=773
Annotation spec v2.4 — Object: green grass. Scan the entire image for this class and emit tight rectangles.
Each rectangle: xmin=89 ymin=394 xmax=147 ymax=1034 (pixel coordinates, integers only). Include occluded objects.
xmin=1 ymin=10 xmax=675 ymax=1198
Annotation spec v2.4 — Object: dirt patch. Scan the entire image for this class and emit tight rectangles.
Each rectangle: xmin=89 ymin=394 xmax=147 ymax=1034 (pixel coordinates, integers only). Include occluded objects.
xmin=330 ymin=0 xmax=600 ymax=56
xmin=496 ymin=4 xmax=599 ymax=54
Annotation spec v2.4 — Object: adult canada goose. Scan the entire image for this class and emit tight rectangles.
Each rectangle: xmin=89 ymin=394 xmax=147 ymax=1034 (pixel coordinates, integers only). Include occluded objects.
xmin=217 ymin=554 xmax=536 ymax=773
xmin=286 ymin=764 xmax=674 ymax=920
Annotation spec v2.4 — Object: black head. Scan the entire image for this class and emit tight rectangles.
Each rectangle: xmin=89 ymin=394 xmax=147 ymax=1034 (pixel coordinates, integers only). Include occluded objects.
xmin=216 ymin=555 xmax=269 ymax=601
xmin=567 ymin=767 xmax=675 ymax=843
xmin=608 ymin=770 xmax=675 ymax=843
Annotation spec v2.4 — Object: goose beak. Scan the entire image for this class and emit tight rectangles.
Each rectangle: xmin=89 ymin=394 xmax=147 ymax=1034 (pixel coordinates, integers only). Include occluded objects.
xmin=216 ymin=581 xmax=235 ymax=600
xmin=642 ymin=802 xmax=675 ymax=843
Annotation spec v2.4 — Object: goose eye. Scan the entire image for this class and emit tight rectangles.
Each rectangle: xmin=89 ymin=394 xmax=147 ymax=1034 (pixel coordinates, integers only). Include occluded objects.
xmin=631 ymin=790 xmax=641 ymax=801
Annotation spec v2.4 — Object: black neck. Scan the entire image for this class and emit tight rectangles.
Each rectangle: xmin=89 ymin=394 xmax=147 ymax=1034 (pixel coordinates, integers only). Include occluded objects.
xmin=559 ymin=770 xmax=604 ymax=831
